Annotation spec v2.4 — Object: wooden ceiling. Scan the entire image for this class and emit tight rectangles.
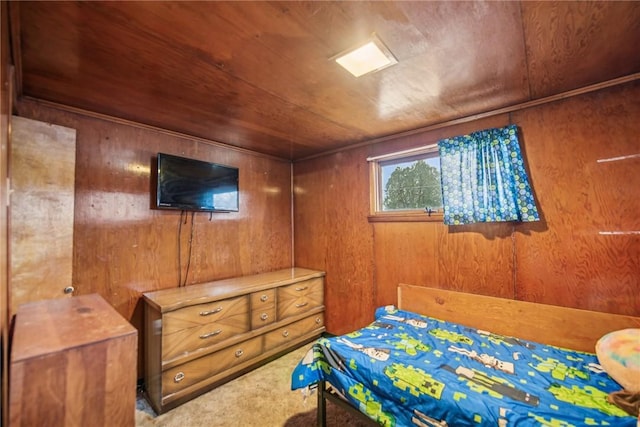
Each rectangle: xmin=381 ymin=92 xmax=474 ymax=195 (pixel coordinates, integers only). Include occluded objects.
xmin=10 ymin=1 xmax=640 ymax=160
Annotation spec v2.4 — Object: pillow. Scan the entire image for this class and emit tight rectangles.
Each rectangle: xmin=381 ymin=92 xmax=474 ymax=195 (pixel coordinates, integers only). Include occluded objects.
xmin=595 ymin=328 xmax=640 ymax=392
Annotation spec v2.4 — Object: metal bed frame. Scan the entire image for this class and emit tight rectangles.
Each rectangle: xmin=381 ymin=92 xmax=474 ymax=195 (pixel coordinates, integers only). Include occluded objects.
xmin=316 ymin=380 xmax=377 ymax=427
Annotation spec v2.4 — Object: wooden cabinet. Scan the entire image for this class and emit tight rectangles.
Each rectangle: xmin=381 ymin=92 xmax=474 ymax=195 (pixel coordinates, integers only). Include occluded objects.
xmin=143 ymin=267 xmax=325 ymax=414
xmin=9 ymin=294 xmax=138 ymax=427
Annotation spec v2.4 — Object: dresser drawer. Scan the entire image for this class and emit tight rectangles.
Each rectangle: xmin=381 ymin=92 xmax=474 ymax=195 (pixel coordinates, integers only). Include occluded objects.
xmin=251 ymin=306 xmax=276 ymax=329
xmin=264 ymin=313 xmax=324 ymax=352
xmin=162 ymin=296 xmax=250 ymax=360
xmin=162 ymin=336 xmax=263 ymax=396
xmin=277 ymin=277 xmax=323 ymax=319
xmin=250 ymin=289 xmax=275 ymax=309
xmin=250 ymin=289 xmax=276 ymax=328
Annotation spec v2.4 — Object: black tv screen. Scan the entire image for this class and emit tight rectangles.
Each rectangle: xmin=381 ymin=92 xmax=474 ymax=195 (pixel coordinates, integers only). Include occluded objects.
xmin=156 ymin=153 xmax=239 ymax=212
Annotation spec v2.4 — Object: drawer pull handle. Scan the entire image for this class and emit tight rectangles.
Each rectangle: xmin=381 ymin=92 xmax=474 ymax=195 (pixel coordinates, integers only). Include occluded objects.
xmin=235 ymin=349 xmax=244 ymax=358
xmin=200 ymin=329 xmax=222 ymax=339
xmin=260 ymin=313 xmax=269 ymax=321
xmin=174 ymin=372 xmax=185 ymax=383
xmin=200 ymin=307 xmax=222 ymax=316
xmin=282 ymin=330 xmax=290 ymax=338
xmin=260 ymin=295 xmax=269 ymax=302
xmin=295 ymin=286 xmax=308 ymax=291
xmin=295 ymin=302 xmax=308 ymax=308
xmin=315 ymin=317 xmax=321 ymax=324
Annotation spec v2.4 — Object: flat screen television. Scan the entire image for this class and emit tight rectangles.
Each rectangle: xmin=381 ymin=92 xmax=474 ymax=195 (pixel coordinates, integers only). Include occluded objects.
xmin=155 ymin=152 xmax=239 ymax=212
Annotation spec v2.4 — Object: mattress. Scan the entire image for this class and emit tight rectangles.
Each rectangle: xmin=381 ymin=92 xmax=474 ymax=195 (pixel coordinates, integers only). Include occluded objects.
xmin=291 ymin=306 xmax=635 ymax=426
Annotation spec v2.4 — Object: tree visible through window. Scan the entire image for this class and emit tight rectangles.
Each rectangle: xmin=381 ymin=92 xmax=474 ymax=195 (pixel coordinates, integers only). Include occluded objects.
xmin=383 ymin=159 xmax=442 ymax=211
xmin=373 ymin=147 xmax=443 ymax=215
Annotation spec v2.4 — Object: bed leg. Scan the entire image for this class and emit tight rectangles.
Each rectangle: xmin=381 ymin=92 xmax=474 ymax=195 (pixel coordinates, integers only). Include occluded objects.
xmin=317 ymin=380 xmax=326 ymax=427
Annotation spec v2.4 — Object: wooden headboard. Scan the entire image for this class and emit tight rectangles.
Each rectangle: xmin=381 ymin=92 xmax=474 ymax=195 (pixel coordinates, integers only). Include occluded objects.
xmin=398 ymin=284 xmax=640 ymax=353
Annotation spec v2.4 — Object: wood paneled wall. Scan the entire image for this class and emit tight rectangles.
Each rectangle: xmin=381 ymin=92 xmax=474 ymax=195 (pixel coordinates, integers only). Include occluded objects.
xmin=293 ymin=148 xmax=374 ymax=335
xmin=512 ymin=83 xmax=640 ymax=316
xmin=295 ymin=80 xmax=640 ymax=334
xmin=13 ymin=98 xmax=294 ymax=375
xmin=1 ymin=1 xmax=13 ymax=423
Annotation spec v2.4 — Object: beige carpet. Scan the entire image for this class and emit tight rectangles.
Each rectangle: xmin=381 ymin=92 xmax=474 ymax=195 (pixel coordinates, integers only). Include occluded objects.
xmin=135 ymin=344 xmax=373 ymax=426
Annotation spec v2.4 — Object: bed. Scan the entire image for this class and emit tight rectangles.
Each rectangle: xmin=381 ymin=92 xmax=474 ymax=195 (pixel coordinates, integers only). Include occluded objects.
xmin=291 ymin=284 xmax=640 ymax=426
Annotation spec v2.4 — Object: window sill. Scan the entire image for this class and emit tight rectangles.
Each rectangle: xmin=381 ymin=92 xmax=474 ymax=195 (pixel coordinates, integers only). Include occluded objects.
xmin=368 ymin=212 xmax=443 ymax=223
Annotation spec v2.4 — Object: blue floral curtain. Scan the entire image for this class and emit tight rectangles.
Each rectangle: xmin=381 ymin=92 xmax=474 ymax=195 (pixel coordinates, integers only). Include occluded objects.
xmin=438 ymin=124 xmax=539 ymax=225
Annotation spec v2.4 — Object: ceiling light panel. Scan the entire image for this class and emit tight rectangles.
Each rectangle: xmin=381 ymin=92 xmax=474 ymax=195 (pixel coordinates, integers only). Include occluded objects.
xmin=334 ymin=34 xmax=398 ymax=78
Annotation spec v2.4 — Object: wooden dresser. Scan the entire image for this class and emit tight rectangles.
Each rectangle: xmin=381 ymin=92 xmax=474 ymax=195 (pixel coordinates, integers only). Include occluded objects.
xmin=143 ymin=267 xmax=325 ymax=414
xmin=9 ymin=294 xmax=138 ymax=426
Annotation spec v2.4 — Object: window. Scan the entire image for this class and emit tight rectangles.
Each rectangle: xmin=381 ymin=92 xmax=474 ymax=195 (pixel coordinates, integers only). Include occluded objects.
xmin=368 ymin=145 xmax=443 ymax=222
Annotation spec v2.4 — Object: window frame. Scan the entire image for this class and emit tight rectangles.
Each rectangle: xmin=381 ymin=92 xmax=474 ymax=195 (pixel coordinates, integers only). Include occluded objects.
xmin=368 ymin=144 xmax=443 ymax=223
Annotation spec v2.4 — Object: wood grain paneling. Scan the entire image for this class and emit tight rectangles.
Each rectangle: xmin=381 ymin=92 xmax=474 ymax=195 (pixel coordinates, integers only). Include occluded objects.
xmin=15 ymin=98 xmax=293 ymax=376
xmin=1 ymin=2 xmax=12 ymax=424
xmin=15 ymin=1 xmax=365 ymax=159
xmin=373 ymin=222 xmax=439 ymax=306
xmin=522 ymin=1 xmax=640 ymax=99
xmin=367 ymin=115 xmax=512 ymax=161
xmin=16 ymin=2 xmax=640 ymax=160
xmin=513 ymin=81 xmax=640 ymax=316
xmin=293 ymin=147 xmax=374 ymax=334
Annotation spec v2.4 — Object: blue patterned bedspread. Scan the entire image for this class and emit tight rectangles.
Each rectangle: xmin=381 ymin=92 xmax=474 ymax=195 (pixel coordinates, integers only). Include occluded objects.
xmin=291 ymin=306 xmax=634 ymax=426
